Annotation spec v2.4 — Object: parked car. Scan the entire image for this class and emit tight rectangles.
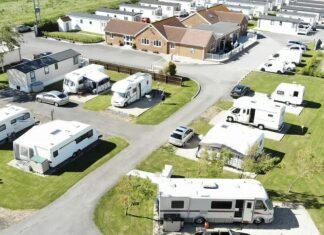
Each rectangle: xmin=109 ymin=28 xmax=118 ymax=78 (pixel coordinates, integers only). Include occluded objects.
xmin=268 ymin=59 xmax=296 ymax=72
xmin=33 ymin=52 xmax=53 ymax=59
xmin=16 ymin=25 xmax=32 ymax=33
xmin=288 ymin=44 xmax=307 ymax=52
xmin=259 ymin=62 xmax=287 ymax=74
xmin=36 ymin=91 xmax=69 ymax=107
xmin=230 ymin=84 xmax=250 ymax=98
xmin=195 ymin=228 xmax=250 ymax=235
xmin=287 ymin=40 xmax=307 ymax=48
xmin=169 ymin=126 xmax=194 ymax=147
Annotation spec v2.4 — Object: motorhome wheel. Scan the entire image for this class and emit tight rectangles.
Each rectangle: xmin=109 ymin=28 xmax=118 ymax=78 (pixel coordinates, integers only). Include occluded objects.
xmin=227 ymin=116 xmax=233 ymax=122
xmin=260 ymin=68 xmax=265 ymax=72
xmin=37 ymin=98 xmax=42 ymax=102
xmin=285 ymin=101 xmax=290 ymax=105
xmin=194 ymin=217 xmax=206 ymax=225
xmin=258 ymin=124 xmax=264 ymax=130
xmin=277 ymin=71 xmax=282 ymax=74
xmin=253 ymin=217 xmax=264 ymax=224
xmin=124 ymin=102 xmax=128 ymax=107
xmin=54 ymin=102 xmax=59 ymax=107
xmin=8 ymin=133 xmax=16 ymax=143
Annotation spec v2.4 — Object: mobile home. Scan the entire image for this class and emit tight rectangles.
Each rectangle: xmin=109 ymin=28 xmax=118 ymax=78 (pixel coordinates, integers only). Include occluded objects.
xmin=158 ymin=178 xmax=274 ymax=225
xmin=197 ymin=122 xmax=264 ymax=169
xmin=0 ymin=105 xmax=35 ymax=144
xmin=13 ymin=120 xmax=100 ymax=173
xmin=269 ymin=49 xmax=302 ymax=65
xmin=227 ymin=96 xmax=286 ymax=131
xmin=95 ymin=8 xmax=142 ymax=21
xmin=271 ymin=83 xmax=305 ymax=105
xmin=0 ymin=43 xmax=21 ymax=70
xmin=63 ymin=64 xmax=110 ymax=94
xmin=7 ymin=49 xmax=82 ymax=93
xmin=111 ymin=72 xmax=152 ymax=107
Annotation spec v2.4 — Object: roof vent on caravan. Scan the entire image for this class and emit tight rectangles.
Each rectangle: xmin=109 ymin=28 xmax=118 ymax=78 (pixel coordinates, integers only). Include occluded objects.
xmin=51 ymin=129 xmax=61 ymax=135
xmin=203 ymin=182 xmax=218 ymax=189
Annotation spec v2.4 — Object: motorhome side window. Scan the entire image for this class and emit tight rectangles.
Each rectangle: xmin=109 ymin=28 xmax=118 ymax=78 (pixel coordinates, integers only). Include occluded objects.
xmin=75 ymin=130 xmax=93 ymax=144
xmin=268 ymin=114 xmax=273 ymax=117
xmin=171 ymin=200 xmax=184 ymax=208
xmin=211 ymin=201 xmax=232 ymax=209
xmin=23 ymin=113 xmax=30 ymax=120
xmin=11 ymin=119 xmax=16 ymax=124
xmin=0 ymin=124 xmax=6 ymax=132
xmin=293 ymin=91 xmax=299 ymax=97
xmin=277 ymin=90 xmax=284 ymax=95
xmin=53 ymin=150 xmax=58 ymax=158
xmin=132 ymin=88 xmax=136 ymax=93
xmin=255 ymin=200 xmax=267 ymax=210
xmin=232 ymin=108 xmax=240 ymax=114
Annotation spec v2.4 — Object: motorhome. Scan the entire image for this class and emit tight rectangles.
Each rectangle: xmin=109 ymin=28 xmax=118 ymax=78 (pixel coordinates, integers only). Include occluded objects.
xmin=111 ymin=72 xmax=152 ymax=107
xmin=268 ymin=49 xmax=302 ymax=65
xmin=158 ymin=178 xmax=274 ymax=225
xmin=0 ymin=105 xmax=35 ymax=144
xmin=271 ymin=83 xmax=305 ymax=106
xmin=197 ymin=122 xmax=264 ymax=169
xmin=226 ymin=97 xmax=286 ymax=131
xmin=13 ymin=120 xmax=100 ymax=174
xmin=63 ymin=64 xmax=111 ymax=94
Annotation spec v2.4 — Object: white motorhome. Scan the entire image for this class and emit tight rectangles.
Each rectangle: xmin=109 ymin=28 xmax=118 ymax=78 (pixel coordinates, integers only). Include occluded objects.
xmin=13 ymin=120 xmax=100 ymax=173
xmin=271 ymin=83 xmax=305 ymax=106
xmin=63 ymin=64 xmax=111 ymax=94
xmin=0 ymin=105 xmax=35 ymax=144
xmin=269 ymin=49 xmax=302 ymax=65
xmin=111 ymin=72 xmax=152 ymax=107
xmin=158 ymin=178 xmax=274 ymax=225
xmin=226 ymin=97 xmax=286 ymax=131
xmin=197 ymin=122 xmax=264 ymax=169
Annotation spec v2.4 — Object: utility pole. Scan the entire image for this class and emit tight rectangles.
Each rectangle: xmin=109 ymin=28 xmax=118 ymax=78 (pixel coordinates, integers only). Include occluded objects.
xmin=32 ymin=0 xmax=41 ymax=37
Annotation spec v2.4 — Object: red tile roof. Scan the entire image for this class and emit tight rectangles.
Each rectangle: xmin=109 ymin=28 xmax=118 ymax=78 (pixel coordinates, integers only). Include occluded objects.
xmin=105 ymin=19 xmax=148 ymax=36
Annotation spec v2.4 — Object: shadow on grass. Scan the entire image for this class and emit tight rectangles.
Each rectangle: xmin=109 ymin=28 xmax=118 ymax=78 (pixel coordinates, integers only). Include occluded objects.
xmin=127 ymin=213 xmax=157 ymax=221
xmin=303 ymin=100 xmax=321 ymax=109
xmin=303 ymin=54 xmax=313 ymax=58
xmin=264 ymin=147 xmax=285 ymax=162
xmin=286 ymin=124 xmax=308 ymax=136
xmin=52 ymin=139 xmax=116 ymax=175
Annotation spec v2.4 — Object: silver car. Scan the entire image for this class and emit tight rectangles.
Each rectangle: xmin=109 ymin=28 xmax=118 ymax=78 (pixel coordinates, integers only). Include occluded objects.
xmin=36 ymin=91 xmax=69 ymax=107
xmin=169 ymin=126 xmax=194 ymax=147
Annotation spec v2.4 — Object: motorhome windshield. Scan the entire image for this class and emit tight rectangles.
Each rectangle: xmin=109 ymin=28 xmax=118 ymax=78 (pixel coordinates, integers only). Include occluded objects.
xmin=265 ymin=199 xmax=273 ymax=210
xmin=115 ymin=92 xmax=126 ymax=98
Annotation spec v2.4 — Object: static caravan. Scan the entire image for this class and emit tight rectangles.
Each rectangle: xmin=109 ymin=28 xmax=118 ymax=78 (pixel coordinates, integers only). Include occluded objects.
xmin=111 ymin=72 xmax=152 ymax=107
xmin=271 ymin=83 xmax=305 ymax=105
xmin=0 ymin=105 xmax=35 ymax=144
xmin=158 ymin=178 xmax=274 ymax=225
xmin=7 ymin=49 xmax=82 ymax=93
xmin=119 ymin=3 xmax=163 ymax=22
xmin=0 ymin=44 xmax=21 ymax=70
xmin=277 ymin=11 xmax=317 ymax=28
xmin=63 ymin=64 xmax=110 ymax=94
xmin=95 ymin=8 xmax=142 ymax=21
xmin=281 ymin=5 xmax=324 ymax=24
xmin=13 ymin=120 xmax=100 ymax=174
xmin=269 ymin=49 xmax=302 ymax=65
xmin=67 ymin=12 xmax=109 ymax=34
xmin=227 ymin=96 xmax=286 ymax=131
xmin=197 ymin=122 xmax=264 ymax=169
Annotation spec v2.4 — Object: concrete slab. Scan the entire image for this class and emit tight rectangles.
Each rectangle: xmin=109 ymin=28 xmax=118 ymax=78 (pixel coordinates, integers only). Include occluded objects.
xmin=175 ymin=135 xmax=201 ymax=161
xmin=209 ymin=111 xmax=228 ymax=125
xmin=68 ymin=93 xmax=99 ymax=103
xmin=108 ymin=96 xmax=160 ymax=117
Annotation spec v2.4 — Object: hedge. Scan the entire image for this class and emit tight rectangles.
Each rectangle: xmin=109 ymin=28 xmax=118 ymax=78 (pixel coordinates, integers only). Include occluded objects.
xmin=43 ymin=32 xmax=104 ymax=43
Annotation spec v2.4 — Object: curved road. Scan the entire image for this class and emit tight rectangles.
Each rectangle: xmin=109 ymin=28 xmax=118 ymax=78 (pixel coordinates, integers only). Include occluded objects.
xmin=0 ymin=32 xmax=296 ymax=235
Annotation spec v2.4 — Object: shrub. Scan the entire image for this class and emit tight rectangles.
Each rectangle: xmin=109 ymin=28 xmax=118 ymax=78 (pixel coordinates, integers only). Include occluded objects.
xmin=132 ymin=43 xmax=137 ymax=49
xmin=43 ymin=32 xmax=104 ymax=43
xmin=160 ymin=61 xmax=177 ymax=75
xmin=39 ymin=19 xmax=59 ymax=32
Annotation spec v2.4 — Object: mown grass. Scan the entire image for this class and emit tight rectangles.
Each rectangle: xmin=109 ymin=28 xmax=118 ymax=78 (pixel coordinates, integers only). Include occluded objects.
xmin=0 ymin=73 xmax=8 ymax=89
xmin=44 ymin=31 xmax=104 ymax=43
xmin=0 ymin=137 xmax=128 ymax=209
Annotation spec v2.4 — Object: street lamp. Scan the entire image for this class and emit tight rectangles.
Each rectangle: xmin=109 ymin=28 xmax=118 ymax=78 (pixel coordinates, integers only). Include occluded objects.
xmin=32 ymin=0 xmax=41 ymax=37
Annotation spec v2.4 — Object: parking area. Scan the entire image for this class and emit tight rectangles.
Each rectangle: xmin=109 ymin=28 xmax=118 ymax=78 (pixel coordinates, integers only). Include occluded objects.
xmin=68 ymin=93 xmax=99 ymax=103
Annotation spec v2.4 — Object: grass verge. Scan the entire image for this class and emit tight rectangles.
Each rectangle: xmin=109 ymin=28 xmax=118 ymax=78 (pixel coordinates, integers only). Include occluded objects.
xmin=0 ymin=73 xmax=8 ymax=89
xmin=44 ymin=31 xmax=104 ymax=43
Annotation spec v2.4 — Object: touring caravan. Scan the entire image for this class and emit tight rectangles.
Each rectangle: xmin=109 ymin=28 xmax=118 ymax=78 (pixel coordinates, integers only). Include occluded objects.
xmin=271 ymin=83 xmax=305 ymax=106
xmin=0 ymin=105 xmax=35 ymax=144
xmin=111 ymin=72 xmax=152 ymax=107
xmin=269 ymin=49 xmax=302 ymax=65
xmin=13 ymin=120 xmax=100 ymax=173
xmin=226 ymin=97 xmax=285 ymax=131
xmin=158 ymin=178 xmax=274 ymax=225
xmin=63 ymin=64 xmax=111 ymax=94
xmin=197 ymin=122 xmax=264 ymax=169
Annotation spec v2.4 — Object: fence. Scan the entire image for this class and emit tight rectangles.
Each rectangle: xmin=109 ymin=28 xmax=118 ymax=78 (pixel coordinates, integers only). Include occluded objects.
xmin=89 ymin=59 xmax=183 ymax=86
xmin=206 ymin=33 xmax=258 ymax=62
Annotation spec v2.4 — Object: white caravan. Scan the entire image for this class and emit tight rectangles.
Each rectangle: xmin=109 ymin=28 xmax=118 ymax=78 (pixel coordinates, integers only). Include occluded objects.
xmin=268 ymin=49 xmax=302 ymax=65
xmin=158 ymin=178 xmax=274 ymax=225
xmin=111 ymin=72 xmax=152 ymax=107
xmin=63 ymin=64 xmax=111 ymax=94
xmin=0 ymin=105 xmax=35 ymax=144
xmin=271 ymin=83 xmax=305 ymax=106
xmin=197 ymin=122 xmax=264 ymax=169
xmin=226 ymin=97 xmax=286 ymax=131
xmin=259 ymin=61 xmax=288 ymax=74
xmin=13 ymin=120 xmax=100 ymax=173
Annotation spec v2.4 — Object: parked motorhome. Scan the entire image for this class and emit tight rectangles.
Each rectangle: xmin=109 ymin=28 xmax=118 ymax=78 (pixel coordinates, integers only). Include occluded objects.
xmin=0 ymin=105 xmax=35 ymax=144
xmin=268 ymin=49 xmax=302 ymax=65
xmin=227 ymin=97 xmax=286 ymax=131
xmin=158 ymin=178 xmax=274 ymax=225
xmin=271 ymin=83 xmax=305 ymax=105
xmin=111 ymin=72 xmax=152 ymax=107
xmin=63 ymin=64 xmax=111 ymax=94
xmin=197 ymin=122 xmax=264 ymax=169
xmin=13 ymin=120 xmax=100 ymax=173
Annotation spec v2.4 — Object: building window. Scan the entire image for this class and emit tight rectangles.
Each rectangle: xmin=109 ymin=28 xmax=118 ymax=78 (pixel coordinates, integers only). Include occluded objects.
xmin=109 ymin=33 xmax=114 ymax=39
xmin=53 ymin=150 xmax=58 ymax=158
xmin=21 ymin=146 xmax=28 ymax=157
xmin=191 ymin=48 xmax=195 ymax=54
xmin=44 ymin=66 xmax=49 ymax=75
xmin=171 ymin=201 xmax=184 ymax=209
xmin=80 ymin=19 xmax=83 ymax=24
xmin=11 ymin=119 xmax=16 ymax=124
xmin=270 ymin=20 xmax=274 ymax=25
xmin=124 ymin=16 xmax=128 ymax=20
xmin=211 ymin=201 xmax=233 ymax=209
xmin=141 ymin=38 xmax=150 ymax=45
xmin=73 ymin=56 xmax=79 ymax=65
xmin=279 ymin=21 xmax=282 ymax=26
xmin=114 ymin=15 xmax=117 ymax=18
xmin=153 ymin=40 xmax=161 ymax=47
xmin=55 ymin=63 xmax=58 ymax=70
xmin=170 ymin=43 xmax=175 ymax=49
xmin=0 ymin=124 xmax=6 ymax=132
xmin=167 ymin=6 xmax=171 ymax=10
xmin=30 ymin=71 xmax=36 ymax=82
xmin=89 ymin=21 xmax=92 ymax=24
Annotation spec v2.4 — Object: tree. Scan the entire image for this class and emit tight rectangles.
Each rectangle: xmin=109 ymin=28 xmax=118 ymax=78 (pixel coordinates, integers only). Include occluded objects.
xmin=0 ymin=23 xmax=22 ymax=72
xmin=118 ymin=175 xmax=155 ymax=216
xmin=159 ymin=61 xmax=177 ymax=76
xmin=288 ymin=149 xmax=324 ymax=193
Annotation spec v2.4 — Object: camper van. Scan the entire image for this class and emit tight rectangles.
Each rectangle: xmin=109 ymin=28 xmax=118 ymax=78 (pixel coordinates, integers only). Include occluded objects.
xmin=63 ymin=64 xmax=111 ymax=94
xmin=158 ymin=178 xmax=274 ymax=225
xmin=271 ymin=83 xmax=305 ymax=106
xmin=268 ymin=49 xmax=302 ymax=65
xmin=111 ymin=72 xmax=152 ymax=107
xmin=0 ymin=105 xmax=35 ymax=144
xmin=226 ymin=97 xmax=285 ymax=131
xmin=197 ymin=122 xmax=264 ymax=169
xmin=13 ymin=120 xmax=100 ymax=173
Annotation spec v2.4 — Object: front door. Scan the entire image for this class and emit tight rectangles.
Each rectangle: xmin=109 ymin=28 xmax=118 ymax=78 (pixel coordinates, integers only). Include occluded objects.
xmin=234 ymin=200 xmax=244 ymax=219
xmin=243 ymin=200 xmax=254 ymax=223
xmin=66 ymin=22 xmax=70 ymax=31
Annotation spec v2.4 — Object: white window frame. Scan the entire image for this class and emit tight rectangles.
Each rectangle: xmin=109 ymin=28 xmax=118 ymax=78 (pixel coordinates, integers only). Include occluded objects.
xmin=153 ymin=40 xmax=162 ymax=47
xmin=44 ymin=66 xmax=49 ymax=75
xmin=141 ymin=38 xmax=150 ymax=45
xmin=170 ymin=43 xmax=175 ymax=49
xmin=110 ymin=33 xmax=114 ymax=39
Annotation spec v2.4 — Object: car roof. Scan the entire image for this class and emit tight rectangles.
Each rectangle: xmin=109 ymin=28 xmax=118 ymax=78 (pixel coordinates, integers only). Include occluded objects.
xmin=47 ymin=90 xmax=63 ymax=96
xmin=175 ymin=126 xmax=190 ymax=132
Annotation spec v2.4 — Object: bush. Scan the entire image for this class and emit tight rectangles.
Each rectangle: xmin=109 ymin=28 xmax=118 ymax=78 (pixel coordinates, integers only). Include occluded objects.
xmin=39 ymin=19 xmax=59 ymax=32
xmin=160 ymin=61 xmax=177 ymax=76
xmin=132 ymin=43 xmax=137 ymax=49
xmin=43 ymin=32 xmax=104 ymax=43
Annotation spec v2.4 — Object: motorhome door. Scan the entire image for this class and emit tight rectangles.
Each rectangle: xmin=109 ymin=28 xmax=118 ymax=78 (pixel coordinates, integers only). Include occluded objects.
xmin=249 ymin=109 xmax=255 ymax=123
xmin=292 ymin=90 xmax=299 ymax=105
xmin=243 ymin=200 xmax=254 ymax=223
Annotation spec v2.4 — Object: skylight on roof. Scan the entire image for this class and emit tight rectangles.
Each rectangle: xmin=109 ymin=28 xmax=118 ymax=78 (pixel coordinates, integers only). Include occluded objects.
xmin=51 ymin=129 xmax=61 ymax=135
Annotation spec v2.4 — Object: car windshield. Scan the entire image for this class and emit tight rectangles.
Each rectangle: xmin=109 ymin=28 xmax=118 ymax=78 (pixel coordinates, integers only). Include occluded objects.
xmin=171 ymin=133 xmax=182 ymax=139
xmin=265 ymin=199 xmax=273 ymax=210
xmin=57 ymin=94 xmax=67 ymax=99
xmin=233 ymin=86 xmax=243 ymax=92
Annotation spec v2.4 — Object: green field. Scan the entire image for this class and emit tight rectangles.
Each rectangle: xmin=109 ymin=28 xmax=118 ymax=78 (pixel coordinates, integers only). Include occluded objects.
xmin=0 ymin=0 xmax=121 ymax=25
xmin=44 ymin=31 xmax=104 ymax=43
xmin=0 ymin=137 xmax=128 ymax=209
xmin=0 ymin=73 xmax=8 ymax=89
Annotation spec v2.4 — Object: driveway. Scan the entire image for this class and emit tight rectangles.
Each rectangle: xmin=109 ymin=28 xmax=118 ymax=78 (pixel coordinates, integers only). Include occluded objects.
xmin=0 ymin=31 xmax=312 ymax=235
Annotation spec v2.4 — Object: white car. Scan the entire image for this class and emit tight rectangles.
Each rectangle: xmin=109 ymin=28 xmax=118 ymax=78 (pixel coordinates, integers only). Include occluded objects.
xmin=259 ymin=62 xmax=287 ymax=74
xmin=169 ymin=126 xmax=194 ymax=147
xmin=268 ymin=59 xmax=296 ymax=72
xmin=287 ymin=40 xmax=307 ymax=48
xmin=288 ymin=44 xmax=306 ymax=52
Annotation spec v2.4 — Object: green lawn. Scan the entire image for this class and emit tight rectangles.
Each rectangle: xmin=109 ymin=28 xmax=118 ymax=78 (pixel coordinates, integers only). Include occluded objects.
xmin=0 ymin=137 xmax=128 ymax=209
xmin=0 ymin=73 xmax=8 ymax=89
xmin=241 ymin=71 xmax=324 ymax=233
xmin=189 ymin=117 xmax=213 ymax=135
xmin=248 ymin=19 xmax=257 ymax=29
xmin=44 ymin=31 xmax=104 ymax=43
